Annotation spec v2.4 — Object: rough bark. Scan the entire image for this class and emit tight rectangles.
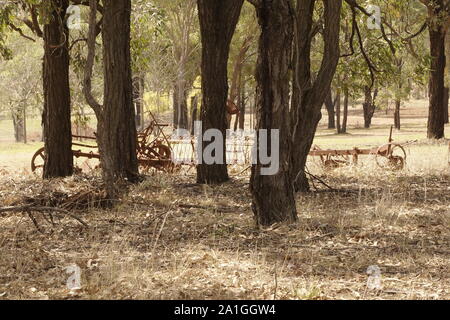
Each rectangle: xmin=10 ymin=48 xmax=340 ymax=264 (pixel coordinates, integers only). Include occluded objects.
xmin=196 ymin=0 xmax=244 ymax=184
xmin=250 ymin=0 xmax=297 ymax=226
xmin=444 ymin=87 xmax=449 ymax=124
xmin=83 ymin=0 xmax=139 ymax=197
xmin=290 ymin=0 xmax=342 ymax=192
xmin=99 ymin=0 xmax=139 ymax=188
xmin=426 ymin=0 xmax=447 ymax=139
xmin=42 ymin=0 xmax=73 ymax=179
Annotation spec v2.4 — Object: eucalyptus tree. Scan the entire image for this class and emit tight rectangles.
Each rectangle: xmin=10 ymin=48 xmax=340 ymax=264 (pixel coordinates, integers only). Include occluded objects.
xmin=196 ymin=0 xmax=244 ymax=184
xmin=420 ymin=0 xmax=449 ymax=139
xmin=84 ymin=0 xmax=139 ymax=197
xmin=290 ymin=0 xmax=343 ymax=192
xmin=1 ymin=0 xmax=74 ymax=177
xmin=249 ymin=0 xmax=297 ymax=226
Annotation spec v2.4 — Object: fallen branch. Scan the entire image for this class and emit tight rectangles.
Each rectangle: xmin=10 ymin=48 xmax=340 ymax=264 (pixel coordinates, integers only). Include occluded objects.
xmin=0 ymin=205 xmax=88 ymax=228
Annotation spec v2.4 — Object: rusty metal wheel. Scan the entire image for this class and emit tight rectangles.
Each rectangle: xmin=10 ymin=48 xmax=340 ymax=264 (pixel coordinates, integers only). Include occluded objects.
xmin=31 ymin=147 xmax=45 ymax=174
xmin=375 ymin=143 xmax=406 ymax=170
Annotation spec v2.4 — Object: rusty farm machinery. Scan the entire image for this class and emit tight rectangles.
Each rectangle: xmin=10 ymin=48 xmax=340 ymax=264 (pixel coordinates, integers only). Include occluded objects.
xmin=32 ymin=122 xmax=408 ymax=174
xmin=31 ymin=113 xmax=176 ymax=174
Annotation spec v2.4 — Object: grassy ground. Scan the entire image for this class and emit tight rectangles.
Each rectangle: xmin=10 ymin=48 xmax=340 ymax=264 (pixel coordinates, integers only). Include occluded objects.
xmin=0 ymin=100 xmax=449 ymax=300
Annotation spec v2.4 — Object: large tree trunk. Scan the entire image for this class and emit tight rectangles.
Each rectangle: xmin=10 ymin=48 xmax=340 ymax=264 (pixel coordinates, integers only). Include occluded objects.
xmin=42 ymin=0 xmax=73 ymax=179
xmin=196 ymin=0 xmax=243 ymax=184
xmin=250 ymin=0 xmax=297 ymax=226
xmin=97 ymin=0 xmax=139 ymax=191
xmin=426 ymin=1 xmax=446 ymax=139
xmin=362 ymin=86 xmax=378 ymax=129
xmin=324 ymin=89 xmax=336 ymax=129
xmin=290 ymin=0 xmax=342 ymax=192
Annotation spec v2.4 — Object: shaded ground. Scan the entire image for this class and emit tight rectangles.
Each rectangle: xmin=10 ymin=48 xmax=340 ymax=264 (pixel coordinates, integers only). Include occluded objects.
xmin=0 ymin=99 xmax=449 ymax=300
xmin=0 ymin=161 xmax=448 ymax=300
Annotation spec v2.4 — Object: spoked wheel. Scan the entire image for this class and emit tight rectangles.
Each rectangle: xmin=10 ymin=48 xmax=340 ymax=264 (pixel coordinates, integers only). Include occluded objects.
xmin=375 ymin=143 xmax=406 ymax=170
xmin=31 ymin=147 xmax=45 ymax=175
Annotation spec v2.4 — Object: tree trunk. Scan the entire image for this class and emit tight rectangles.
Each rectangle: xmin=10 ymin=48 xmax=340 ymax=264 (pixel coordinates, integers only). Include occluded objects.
xmin=238 ymin=82 xmax=246 ymax=130
xmin=98 ymin=0 xmax=139 ymax=192
xmin=250 ymin=0 xmax=297 ymax=226
xmin=133 ymin=76 xmax=145 ymax=130
xmin=324 ymin=89 xmax=336 ymax=129
xmin=290 ymin=0 xmax=342 ymax=192
xmin=342 ymin=88 xmax=348 ymax=133
xmin=336 ymin=91 xmax=341 ymax=133
xmin=362 ymin=86 xmax=378 ymax=129
xmin=12 ymin=106 xmax=25 ymax=143
xmin=196 ymin=0 xmax=243 ymax=184
xmin=444 ymin=87 xmax=449 ymax=124
xmin=173 ymin=80 xmax=189 ymax=130
xmin=394 ymin=99 xmax=401 ymax=130
xmin=42 ymin=0 xmax=73 ymax=178
xmin=426 ymin=1 xmax=446 ymax=139
xmin=190 ymin=95 xmax=199 ymax=136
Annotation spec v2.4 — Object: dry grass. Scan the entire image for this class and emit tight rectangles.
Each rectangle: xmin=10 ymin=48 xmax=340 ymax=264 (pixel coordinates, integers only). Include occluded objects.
xmin=0 ymin=100 xmax=449 ymax=300
xmin=0 ymin=144 xmax=448 ymax=300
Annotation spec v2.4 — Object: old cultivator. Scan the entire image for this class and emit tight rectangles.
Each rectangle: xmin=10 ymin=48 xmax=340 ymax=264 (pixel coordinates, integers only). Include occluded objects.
xmin=32 ymin=113 xmax=175 ymax=174
xmin=309 ymin=126 xmax=407 ymax=170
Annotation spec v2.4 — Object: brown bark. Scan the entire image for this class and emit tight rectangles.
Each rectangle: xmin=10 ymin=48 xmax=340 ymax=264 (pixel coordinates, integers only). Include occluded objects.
xmin=444 ymin=87 xmax=449 ymax=124
xmin=426 ymin=0 xmax=447 ymax=139
xmin=394 ymin=99 xmax=401 ymax=130
xmin=99 ymin=0 xmax=139 ymax=188
xmin=290 ymin=0 xmax=342 ymax=192
xmin=196 ymin=0 xmax=244 ymax=184
xmin=250 ymin=0 xmax=297 ymax=226
xmin=42 ymin=0 xmax=73 ymax=179
xmin=83 ymin=0 xmax=139 ymax=197
xmin=190 ymin=95 xmax=199 ymax=136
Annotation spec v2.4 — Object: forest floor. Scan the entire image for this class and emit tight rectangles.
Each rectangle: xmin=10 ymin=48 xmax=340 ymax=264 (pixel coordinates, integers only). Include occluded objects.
xmin=0 ymin=100 xmax=449 ymax=300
